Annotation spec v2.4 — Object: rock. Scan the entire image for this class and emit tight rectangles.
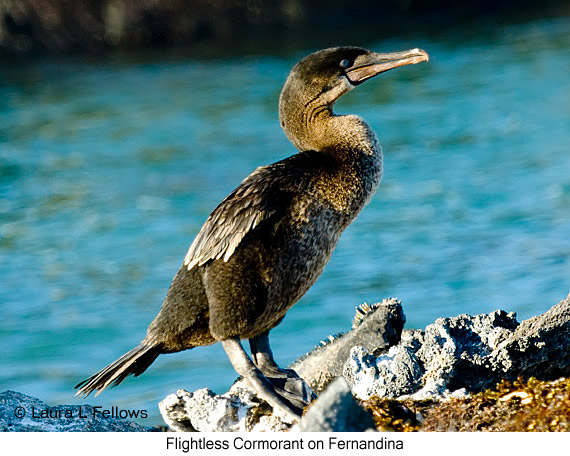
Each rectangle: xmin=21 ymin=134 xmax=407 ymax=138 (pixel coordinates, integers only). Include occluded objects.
xmin=291 ymin=298 xmax=405 ymax=392
xmin=159 ymin=299 xmax=404 ymax=432
xmin=343 ymin=330 xmax=424 ymax=400
xmin=489 ymin=293 xmax=570 ymax=381
xmin=0 ymin=391 xmax=154 ymax=431
xmin=344 ymin=293 xmax=570 ymax=401
xmin=159 ymin=293 xmax=570 ymax=431
xmin=5 ymin=296 xmax=566 ymax=432
xmin=413 ymin=309 xmax=519 ymax=396
xmin=291 ymin=377 xmax=375 ymax=432
xmin=159 ymin=383 xmax=289 ymax=432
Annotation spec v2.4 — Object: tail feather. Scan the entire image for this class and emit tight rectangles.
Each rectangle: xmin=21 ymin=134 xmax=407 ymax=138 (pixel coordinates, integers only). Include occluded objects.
xmin=74 ymin=343 xmax=161 ymax=397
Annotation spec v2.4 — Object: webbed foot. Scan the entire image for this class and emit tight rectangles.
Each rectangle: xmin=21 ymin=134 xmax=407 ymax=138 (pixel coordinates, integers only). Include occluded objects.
xmin=249 ymin=331 xmax=317 ymax=412
xmin=257 ymin=365 xmax=317 ymax=411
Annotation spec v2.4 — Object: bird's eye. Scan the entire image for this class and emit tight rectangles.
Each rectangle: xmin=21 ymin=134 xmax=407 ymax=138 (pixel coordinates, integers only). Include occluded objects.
xmin=339 ymin=59 xmax=352 ymax=69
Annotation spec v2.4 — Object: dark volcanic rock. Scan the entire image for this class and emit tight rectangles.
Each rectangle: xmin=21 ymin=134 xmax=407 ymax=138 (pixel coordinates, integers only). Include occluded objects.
xmin=491 ymin=294 xmax=570 ymax=381
xmin=292 ymin=377 xmax=375 ymax=432
xmin=0 ymin=391 xmax=154 ymax=431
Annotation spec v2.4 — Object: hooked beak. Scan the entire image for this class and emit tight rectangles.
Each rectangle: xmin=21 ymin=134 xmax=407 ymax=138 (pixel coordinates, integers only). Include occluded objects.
xmin=346 ymin=48 xmax=429 ymax=85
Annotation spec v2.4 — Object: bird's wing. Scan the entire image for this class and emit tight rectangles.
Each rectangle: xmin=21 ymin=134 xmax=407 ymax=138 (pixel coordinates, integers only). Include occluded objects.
xmin=184 ymin=158 xmax=309 ymax=269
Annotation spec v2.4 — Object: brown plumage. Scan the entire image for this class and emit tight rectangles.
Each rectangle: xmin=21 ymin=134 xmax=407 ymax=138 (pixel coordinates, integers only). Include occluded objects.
xmin=75 ymin=46 xmax=428 ymax=419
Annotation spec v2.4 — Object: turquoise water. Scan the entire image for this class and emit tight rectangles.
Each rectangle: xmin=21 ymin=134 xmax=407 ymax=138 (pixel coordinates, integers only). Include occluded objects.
xmin=1 ymin=16 xmax=569 ymax=426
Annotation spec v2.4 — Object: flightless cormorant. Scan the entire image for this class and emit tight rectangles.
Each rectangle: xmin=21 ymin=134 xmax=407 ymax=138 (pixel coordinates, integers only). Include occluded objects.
xmin=75 ymin=46 xmax=429 ymax=421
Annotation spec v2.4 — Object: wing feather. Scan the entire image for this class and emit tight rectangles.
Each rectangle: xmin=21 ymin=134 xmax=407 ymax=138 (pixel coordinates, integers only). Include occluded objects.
xmin=184 ymin=166 xmax=280 ymax=269
xmin=183 ymin=151 xmax=323 ymax=270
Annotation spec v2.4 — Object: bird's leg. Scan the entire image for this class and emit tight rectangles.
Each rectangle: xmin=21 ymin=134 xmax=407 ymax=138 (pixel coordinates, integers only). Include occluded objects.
xmin=221 ymin=337 xmax=302 ymax=421
xmin=249 ymin=331 xmax=317 ymax=410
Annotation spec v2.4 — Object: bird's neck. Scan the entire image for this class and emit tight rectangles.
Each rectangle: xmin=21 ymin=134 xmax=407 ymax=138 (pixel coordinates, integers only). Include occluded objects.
xmin=283 ymin=107 xmax=383 ymax=206
xmin=283 ymin=104 xmax=380 ymax=157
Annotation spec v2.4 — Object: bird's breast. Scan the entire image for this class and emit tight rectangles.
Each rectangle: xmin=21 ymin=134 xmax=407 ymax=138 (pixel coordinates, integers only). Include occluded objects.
xmin=259 ymin=148 xmax=382 ymax=324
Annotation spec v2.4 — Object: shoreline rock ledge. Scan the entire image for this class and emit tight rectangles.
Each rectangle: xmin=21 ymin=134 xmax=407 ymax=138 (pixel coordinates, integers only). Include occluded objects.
xmin=160 ymin=293 xmax=570 ymax=432
xmin=1 ymin=294 xmax=568 ymax=431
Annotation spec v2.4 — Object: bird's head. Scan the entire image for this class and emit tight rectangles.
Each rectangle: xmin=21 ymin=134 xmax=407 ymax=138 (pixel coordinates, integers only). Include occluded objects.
xmin=279 ymin=46 xmax=429 ymax=151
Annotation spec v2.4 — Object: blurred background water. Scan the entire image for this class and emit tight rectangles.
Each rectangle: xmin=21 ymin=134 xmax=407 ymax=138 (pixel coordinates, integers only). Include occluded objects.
xmin=1 ymin=13 xmax=569 ymax=426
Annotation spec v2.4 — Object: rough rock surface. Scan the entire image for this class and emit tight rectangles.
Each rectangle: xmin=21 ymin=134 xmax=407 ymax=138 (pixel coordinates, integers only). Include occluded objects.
xmin=4 ymin=295 xmax=567 ymax=432
xmin=159 ymin=299 xmax=405 ymax=431
xmin=159 ymin=382 xmax=290 ymax=432
xmin=0 ymin=391 xmax=153 ymax=431
xmin=291 ymin=377 xmax=375 ymax=432
xmin=159 ymin=294 xmax=570 ymax=431
xmin=491 ymin=295 xmax=570 ymax=381
xmin=344 ymin=293 xmax=570 ymax=401
xmin=291 ymin=298 xmax=405 ymax=392
xmin=345 ymin=329 xmax=425 ymax=400
xmin=161 ymin=296 xmax=570 ymax=431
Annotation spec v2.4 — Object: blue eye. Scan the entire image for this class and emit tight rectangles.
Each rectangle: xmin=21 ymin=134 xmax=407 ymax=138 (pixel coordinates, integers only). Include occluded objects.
xmin=340 ymin=59 xmax=352 ymax=69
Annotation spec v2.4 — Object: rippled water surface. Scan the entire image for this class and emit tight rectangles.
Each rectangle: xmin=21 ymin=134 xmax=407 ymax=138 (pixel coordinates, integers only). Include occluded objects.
xmin=1 ymin=16 xmax=569 ymax=425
